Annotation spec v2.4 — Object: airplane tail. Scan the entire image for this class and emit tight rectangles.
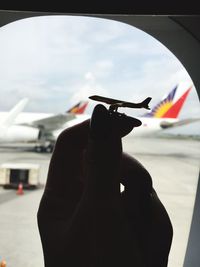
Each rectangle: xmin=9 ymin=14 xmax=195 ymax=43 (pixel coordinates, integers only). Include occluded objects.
xmin=66 ymin=101 xmax=89 ymax=114
xmin=143 ymin=84 xmax=192 ymax=119
xmin=1 ymin=98 xmax=29 ymax=127
xmin=140 ymin=97 xmax=152 ymax=110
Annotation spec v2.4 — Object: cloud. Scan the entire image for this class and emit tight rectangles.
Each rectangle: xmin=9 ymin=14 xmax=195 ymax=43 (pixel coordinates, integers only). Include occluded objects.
xmin=84 ymin=72 xmax=95 ymax=82
xmin=0 ymin=15 xmax=198 ymax=120
xmin=69 ymin=71 xmax=110 ymax=113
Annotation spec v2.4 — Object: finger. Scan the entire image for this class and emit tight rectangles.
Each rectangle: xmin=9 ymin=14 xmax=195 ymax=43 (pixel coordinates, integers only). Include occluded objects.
xmin=45 ymin=119 xmax=90 ymax=200
xmin=148 ymin=189 xmax=173 ymax=267
xmin=121 ymin=152 xmax=152 ymax=203
xmin=120 ymin=153 xmax=173 ymax=266
xmin=77 ymin=106 xmax=135 ymax=266
xmin=37 ymin=119 xmax=92 ymax=266
xmin=38 ymin=118 xmax=90 ymax=225
xmin=90 ymin=104 xmax=141 ymax=139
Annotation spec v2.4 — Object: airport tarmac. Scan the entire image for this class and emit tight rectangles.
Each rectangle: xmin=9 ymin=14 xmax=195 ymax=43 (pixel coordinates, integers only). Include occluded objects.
xmin=0 ymin=136 xmax=199 ymax=267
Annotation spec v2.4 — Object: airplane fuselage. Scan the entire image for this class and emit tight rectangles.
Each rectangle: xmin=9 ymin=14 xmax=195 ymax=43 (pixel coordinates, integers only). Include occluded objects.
xmin=130 ymin=117 xmax=178 ymax=137
xmin=0 ymin=112 xmax=178 ymax=143
xmin=0 ymin=125 xmax=40 ymax=143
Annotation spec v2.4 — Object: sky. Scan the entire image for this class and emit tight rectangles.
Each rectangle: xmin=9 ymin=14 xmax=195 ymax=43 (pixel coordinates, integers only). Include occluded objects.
xmin=0 ymin=15 xmax=199 ymax=134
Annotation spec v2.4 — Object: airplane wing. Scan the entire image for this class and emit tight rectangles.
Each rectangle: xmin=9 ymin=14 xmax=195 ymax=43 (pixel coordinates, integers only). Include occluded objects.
xmin=21 ymin=113 xmax=76 ymax=131
xmin=160 ymin=117 xmax=200 ymax=129
xmin=19 ymin=100 xmax=89 ymax=132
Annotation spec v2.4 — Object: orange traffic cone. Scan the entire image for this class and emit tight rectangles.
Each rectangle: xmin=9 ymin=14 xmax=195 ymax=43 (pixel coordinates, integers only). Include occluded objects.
xmin=17 ymin=182 xmax=24 ymax=195
xmin=0 ymin=259 xmax=6 ymax=267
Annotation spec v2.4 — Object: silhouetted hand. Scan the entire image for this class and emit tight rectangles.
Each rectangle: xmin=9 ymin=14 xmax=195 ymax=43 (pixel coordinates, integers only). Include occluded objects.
xmin=37 ymin=104 xmax=173 ymax=267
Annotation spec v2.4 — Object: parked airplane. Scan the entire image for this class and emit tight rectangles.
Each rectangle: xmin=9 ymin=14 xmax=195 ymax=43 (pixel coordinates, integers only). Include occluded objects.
xmin=0 ymin=100 xmax=89 ymax=152
xmin=125 ymin=84 xmax=200 ymax=137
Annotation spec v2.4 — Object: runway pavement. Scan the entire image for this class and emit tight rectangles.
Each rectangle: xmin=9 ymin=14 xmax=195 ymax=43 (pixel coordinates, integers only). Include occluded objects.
xmin=0 ymin=136 xmax=199 ymax=267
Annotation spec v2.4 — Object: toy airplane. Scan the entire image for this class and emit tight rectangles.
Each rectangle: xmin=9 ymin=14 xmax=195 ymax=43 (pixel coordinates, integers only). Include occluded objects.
xmin=89 ymin=95 xmax=152 ymax=112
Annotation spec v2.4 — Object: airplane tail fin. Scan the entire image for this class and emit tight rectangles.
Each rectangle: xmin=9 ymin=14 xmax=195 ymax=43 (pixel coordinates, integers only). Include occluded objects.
xmin=143 ymin=84 xmax=192 ymax=119
xmin=140 ymin=97 xmax=152 ymax=110
xmin=66 ymin=101 xmax=89 ymax=114
xmin=161 ymin=86 xmax=192 ymax=118
xmin=1 ymin=98 xmax=29 ymax=127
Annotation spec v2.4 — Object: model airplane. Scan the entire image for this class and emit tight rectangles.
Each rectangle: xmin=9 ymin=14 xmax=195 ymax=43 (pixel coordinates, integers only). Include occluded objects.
xmin=89 ymin=95 xmax=152 ymax=112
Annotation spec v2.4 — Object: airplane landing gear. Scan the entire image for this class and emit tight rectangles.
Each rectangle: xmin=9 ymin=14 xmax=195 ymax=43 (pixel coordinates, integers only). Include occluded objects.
xmin=34 ymin=143 xmax=54 ymax=153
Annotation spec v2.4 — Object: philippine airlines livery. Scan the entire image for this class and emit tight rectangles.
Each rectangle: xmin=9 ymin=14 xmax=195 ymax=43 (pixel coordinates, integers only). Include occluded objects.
xmin=131 ymin=84 xmax=198 ymax=137
xmin=0 ymin=100 xmax=89 ymax=152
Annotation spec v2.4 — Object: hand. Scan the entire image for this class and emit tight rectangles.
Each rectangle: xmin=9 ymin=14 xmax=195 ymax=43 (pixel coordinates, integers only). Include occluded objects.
xmin=37 ymin=104 xmax=173 ymax=267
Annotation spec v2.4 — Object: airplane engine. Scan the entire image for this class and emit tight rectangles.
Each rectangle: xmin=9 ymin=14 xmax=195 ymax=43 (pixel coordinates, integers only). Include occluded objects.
xmin=0 ymin=125 xmax=40 ymax=143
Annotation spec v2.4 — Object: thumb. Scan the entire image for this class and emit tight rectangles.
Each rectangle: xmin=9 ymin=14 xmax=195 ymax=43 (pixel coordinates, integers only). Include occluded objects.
xmin=89 ymin=104 xmax=142 ymax=139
